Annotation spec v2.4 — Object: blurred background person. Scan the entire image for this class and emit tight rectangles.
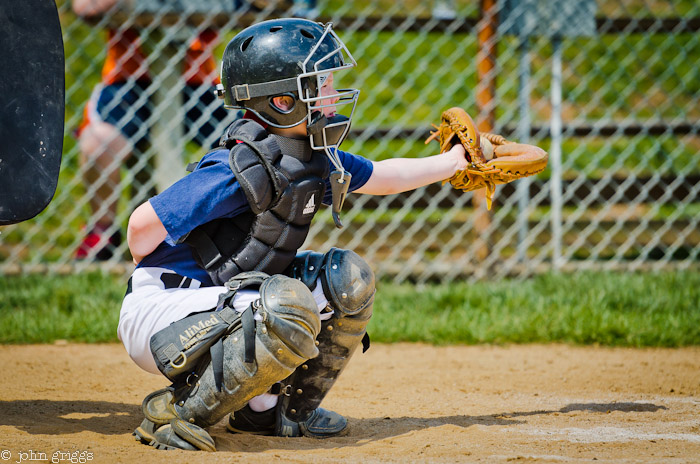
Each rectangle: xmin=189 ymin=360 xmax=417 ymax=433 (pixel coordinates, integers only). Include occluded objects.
xmin=72 ymin=0 xmax=230 ymax=260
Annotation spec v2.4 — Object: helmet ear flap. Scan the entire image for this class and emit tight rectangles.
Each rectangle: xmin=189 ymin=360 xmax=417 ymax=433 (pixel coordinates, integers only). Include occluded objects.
xmin=269 ymin=93 xmax=298 ymax=115
xmin=245 ymin=93 xmax=307 ymax=128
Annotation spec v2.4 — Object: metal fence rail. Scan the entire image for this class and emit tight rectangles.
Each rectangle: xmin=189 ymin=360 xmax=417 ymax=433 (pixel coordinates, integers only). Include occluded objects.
xmin=1 ymin=0 xmax=698 ymax=283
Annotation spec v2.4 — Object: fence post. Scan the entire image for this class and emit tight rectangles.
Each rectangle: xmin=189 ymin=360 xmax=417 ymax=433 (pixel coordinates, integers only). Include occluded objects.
xmin=516 ymin=34 xmax=531 ymax=262
xmin=550 ymin=34 xmax=564 ymax=269
xmin=474 ymin=0 xmax=499 ymax=263
xmin=147 ymin=26 xmax=187 ymax=192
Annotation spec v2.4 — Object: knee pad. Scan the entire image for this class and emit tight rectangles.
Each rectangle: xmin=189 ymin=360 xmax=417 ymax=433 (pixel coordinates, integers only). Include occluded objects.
xmin=288 ymin=247 xmax=375 ymax=317
xmin=150 ymin=274 xmax=321 ymax=429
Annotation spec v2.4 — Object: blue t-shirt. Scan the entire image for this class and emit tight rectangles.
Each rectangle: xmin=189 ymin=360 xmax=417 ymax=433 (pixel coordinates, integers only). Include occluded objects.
xmin=140 ymin=147 xmax=373 ymax=285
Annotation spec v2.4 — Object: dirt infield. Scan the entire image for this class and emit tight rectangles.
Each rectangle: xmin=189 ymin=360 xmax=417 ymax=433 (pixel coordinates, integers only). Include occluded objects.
xmin=1 ymin=343 xmax=698 ymax=463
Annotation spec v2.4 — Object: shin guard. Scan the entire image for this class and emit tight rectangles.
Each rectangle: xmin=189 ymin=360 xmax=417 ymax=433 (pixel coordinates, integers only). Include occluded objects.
xmin=278 ymin=248 xmax=375 ymax=435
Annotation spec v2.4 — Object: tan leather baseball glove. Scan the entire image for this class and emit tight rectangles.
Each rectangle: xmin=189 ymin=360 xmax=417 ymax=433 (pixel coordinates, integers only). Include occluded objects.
xmin=425 ymin=107 xmax=548 ymax=209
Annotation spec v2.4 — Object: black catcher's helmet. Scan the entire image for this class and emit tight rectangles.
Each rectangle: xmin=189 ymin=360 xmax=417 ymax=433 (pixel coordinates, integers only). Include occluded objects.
xmin=218 ymin=19 xmax=358 ymax=146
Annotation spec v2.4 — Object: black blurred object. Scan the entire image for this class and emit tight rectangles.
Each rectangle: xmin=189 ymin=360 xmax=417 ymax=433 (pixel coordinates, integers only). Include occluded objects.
xmin=0 ymin=0 xmax=64 ymax=225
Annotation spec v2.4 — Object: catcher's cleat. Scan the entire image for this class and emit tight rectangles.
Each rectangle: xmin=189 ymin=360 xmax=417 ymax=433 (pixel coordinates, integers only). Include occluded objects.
xmin=133 ymin=418 xmax=157 ymax=445
xmin=276 ymin=405 xmax=348 ymax=438
xmin=227 ymin=404 xmax=347 ymax=438
xmin=133 ymin=418 xmax=215 ymax=452
xmin=135 ymin=388 xmax=216 ymax=451
xmin=226 ymin=404 xmax=276 ymax=435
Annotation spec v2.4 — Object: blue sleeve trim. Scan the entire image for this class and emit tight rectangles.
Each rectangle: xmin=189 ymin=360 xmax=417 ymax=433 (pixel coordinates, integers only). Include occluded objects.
xmin=322 ymin=150 xmax=373 ymax=205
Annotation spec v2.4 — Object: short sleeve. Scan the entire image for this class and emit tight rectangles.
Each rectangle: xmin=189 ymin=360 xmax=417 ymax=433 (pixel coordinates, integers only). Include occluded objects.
xmin=322 ymin=150 xmax=374 ymax=205
xmin=149 ymin=149 xmax=250 ymax=245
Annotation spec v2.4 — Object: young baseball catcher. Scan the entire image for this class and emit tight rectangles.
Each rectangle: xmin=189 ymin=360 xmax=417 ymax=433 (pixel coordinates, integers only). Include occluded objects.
xmin=121 ymin=18 xmax=547 ymax=451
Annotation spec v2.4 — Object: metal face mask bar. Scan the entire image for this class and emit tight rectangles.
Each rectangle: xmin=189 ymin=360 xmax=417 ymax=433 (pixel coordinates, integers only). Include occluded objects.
xmin=297 ymin=23 xmax=360 ymax=229
xmin=297 ymin=24 xmax=360 ymax=171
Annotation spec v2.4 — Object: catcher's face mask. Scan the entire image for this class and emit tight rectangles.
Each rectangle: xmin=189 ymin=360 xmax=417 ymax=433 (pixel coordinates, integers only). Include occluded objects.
xmin=300 ymin=23 xmax=360 ymax=228
xmin=299 ymin=24 xmax=359 ymax=165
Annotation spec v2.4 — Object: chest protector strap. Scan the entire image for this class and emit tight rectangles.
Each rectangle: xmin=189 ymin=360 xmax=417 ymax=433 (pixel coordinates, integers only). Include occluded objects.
xmin=220 ymin=119 xmax=284 ymax=213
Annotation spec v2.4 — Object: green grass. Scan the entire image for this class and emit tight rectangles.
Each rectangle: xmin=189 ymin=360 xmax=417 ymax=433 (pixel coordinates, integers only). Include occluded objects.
xmin=1 ymin=271 xmax=698 ymax=346
xmin=372 ymin=271 xmax=700 ymax=347
xmin=0 ymin=272 xmax=125 ymax=343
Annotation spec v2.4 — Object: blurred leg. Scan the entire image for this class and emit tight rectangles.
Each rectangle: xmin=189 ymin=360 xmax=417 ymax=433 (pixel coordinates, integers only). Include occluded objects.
xmin=76 ymin=81 xmax=151 ymax=260
xmin=78 ymin=118 xmax=132 ymax=227
xmin=75 ymin=119 xmax=130 ymax=260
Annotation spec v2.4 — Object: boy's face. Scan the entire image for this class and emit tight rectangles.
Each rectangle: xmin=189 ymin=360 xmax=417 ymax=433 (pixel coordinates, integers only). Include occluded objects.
xmin=315 ymin=72 xmax=339 ymax=118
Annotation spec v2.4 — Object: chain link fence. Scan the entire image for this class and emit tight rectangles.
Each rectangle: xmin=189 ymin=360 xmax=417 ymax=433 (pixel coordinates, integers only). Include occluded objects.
xmin=1 ymin=0 xmax=698 ymax=283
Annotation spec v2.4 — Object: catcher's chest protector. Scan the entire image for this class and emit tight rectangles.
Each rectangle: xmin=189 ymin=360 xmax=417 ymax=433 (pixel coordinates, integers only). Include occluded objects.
xmin=185 ymin=120 xmax=329 ymax=285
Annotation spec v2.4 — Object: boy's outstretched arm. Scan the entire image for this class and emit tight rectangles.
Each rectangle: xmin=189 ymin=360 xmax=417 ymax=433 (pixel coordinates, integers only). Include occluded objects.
xmin=354 ymin=142 xmax=546 ymax=196
xmin=355 ymin=145 xmax=467 ymax=196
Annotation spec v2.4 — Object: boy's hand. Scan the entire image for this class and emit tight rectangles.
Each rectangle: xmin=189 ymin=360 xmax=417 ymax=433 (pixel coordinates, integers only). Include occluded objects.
xmin=445 ymin=144 xmax=469 ymax=172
